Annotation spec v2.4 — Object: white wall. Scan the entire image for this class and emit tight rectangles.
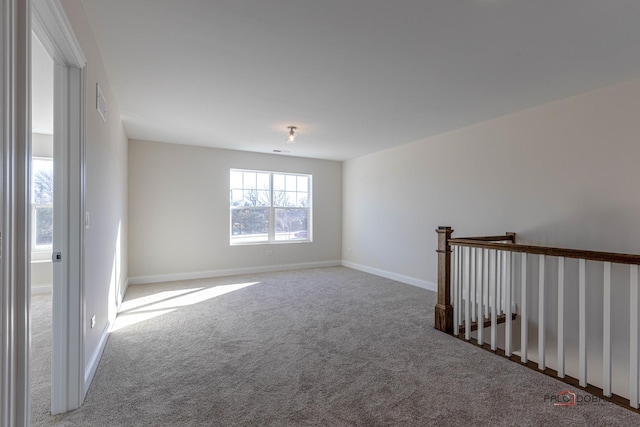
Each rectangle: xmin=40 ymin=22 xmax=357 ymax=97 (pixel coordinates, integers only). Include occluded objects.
xmin=32 ymin=132 xmax=53 ymax=157
xmin=128 ymin=140 xmax=342 ymax=283
xmin=343 ymin=75 xmax=640 ymax=288
xmin=343 ymin=75 xmax=640 ymax=397
xmin=61 ymin=0 xmax=128 ymax=370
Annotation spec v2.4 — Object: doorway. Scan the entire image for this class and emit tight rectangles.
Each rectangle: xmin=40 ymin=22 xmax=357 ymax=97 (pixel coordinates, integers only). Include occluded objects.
xmin=30 ymin=32 xmax=55 ymax=420
xmin=32 ymin=0 xmax=88 ymax=417
xmin=3 ymin=1 xmax=87 ymax=421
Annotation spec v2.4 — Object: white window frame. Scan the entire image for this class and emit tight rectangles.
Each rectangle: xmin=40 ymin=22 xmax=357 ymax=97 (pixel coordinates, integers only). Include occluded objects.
xmin=230 ymin=168 xmax=312 ymax=245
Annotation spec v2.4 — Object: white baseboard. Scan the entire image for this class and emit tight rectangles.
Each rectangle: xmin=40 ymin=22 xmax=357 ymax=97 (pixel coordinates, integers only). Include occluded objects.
xmin=84 ymin=321 xmax=110 ymax=398
xmin=341 ymin=261 xmax=437 ymax=292
xmin=31 ymin=284 xmax=52 ymax=295
xmin=128 ymin=260 xmax=342 ymax=286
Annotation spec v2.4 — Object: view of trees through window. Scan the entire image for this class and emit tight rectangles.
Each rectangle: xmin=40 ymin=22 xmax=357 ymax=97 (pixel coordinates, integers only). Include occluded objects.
xmin=32 ymin=158 xmax=53 ymax=248
xmin=230 ymin=169 xmax=311 ymax=244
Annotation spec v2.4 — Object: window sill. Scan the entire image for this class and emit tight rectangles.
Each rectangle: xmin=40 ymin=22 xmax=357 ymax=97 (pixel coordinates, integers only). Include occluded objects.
xmin=230 ymin=239 xmax=312 ymax=246
xmin=31 ymin=251 xmax=52 ymax=262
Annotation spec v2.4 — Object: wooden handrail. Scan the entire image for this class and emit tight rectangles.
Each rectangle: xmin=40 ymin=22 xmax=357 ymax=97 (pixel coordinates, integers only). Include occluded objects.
xmin=449 ymin=238 xmax=640 ymax=265
xmin=453 ymin=234 xmax=516 ymax=243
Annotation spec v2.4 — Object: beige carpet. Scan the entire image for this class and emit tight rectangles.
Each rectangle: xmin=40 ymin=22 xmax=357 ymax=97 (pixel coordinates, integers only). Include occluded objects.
xmin=32 ymin=292 xmax=53 ymax=423
xmin=33 ymin=267 xmax=640 ymax=426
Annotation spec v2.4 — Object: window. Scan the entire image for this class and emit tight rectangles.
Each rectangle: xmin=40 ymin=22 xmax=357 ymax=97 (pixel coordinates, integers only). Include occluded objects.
xmin=32 ymin=157 xmax=54 ymax=251
xmin=230 ymin=169 xmax=311 ymax=244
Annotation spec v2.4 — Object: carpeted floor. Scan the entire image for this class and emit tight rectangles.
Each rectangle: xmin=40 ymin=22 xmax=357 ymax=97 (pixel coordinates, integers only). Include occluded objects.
xmin=32 ymin=292 xmax=53 ymax=423
xmin=33 ymin=267 xmax=640 ymax=426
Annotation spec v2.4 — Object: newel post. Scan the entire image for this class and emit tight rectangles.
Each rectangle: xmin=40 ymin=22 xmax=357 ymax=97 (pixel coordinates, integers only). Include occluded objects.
xmin=435 ymin=226 xmax=454 ymax=333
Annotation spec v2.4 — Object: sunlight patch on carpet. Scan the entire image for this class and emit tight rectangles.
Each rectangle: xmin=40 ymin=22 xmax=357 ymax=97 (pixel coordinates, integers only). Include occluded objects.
xmin=112 ymin=281 xmax=259 ymax=331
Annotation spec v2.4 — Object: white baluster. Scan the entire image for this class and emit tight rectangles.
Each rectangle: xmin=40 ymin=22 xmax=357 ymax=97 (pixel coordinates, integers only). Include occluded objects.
xmin=458 ymin=245 xmax=463 ymax=331
xmin=603 ymin=262 xmax=612 ymax=397
xmin=521 ymin=253 xmax=528 ymax=363
xmin=453 ymin=246 xmax=459 ymax=336
xmin=491 ymin=249 xmax=498 ymax=351
xmin=579 ymin=259 xmax=587 ymax=387
xmin=630 ymin=265 xmax=639 ymax=409
xmin=538 ymin=255 xmax=545 ymax=370
xmin=496 ymin=251 xmax=502 ymax=316
xmin=465 ymin=246 xmax=471 ymax=341
xmin=557 ymin=257 xmax=565 ymax=378
xmin=483 ymin=249 xmax=491 ymax=319
xmin=471 ymin=248 xmax=476 ymax=323
xmin=505 ymin=250 xmax=512 ymax=356
xmin=477 ymin=249 xmax=484 ymax=346
xmin=502 ymin=251 xmax=508 ymax=314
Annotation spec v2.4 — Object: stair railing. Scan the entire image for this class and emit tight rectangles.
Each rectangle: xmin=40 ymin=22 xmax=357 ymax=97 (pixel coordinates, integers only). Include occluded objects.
xmin=435 ymin=226 xmax=640 ymax=413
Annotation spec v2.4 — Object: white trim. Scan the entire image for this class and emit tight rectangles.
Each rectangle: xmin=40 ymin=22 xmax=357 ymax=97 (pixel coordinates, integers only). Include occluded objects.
xmin=31 ymin=0 xmax=85 ymax=67
xmin=84 ymin=322 xmax=110 ymax=396
xmin=128 ymin=260 xmax=342 ymax=286
xmin=341 ymin=261 xmax=437 ymax=292
xmin=1 ymin=0 xmax=32 ymax=424
xmin=51 ymin=63 xmax=86 ymax=413
xmin=32 ymin=0 xmax=87 ymax=414
xmin=30 ymin=252 xmax=52 ymax=261
xmin=32 ymin=284 xmax=52 ymax=295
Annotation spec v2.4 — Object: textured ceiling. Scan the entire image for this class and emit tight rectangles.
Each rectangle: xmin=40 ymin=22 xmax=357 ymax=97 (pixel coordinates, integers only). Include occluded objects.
xmin=80 ymin=0 xmax=640 ymax=161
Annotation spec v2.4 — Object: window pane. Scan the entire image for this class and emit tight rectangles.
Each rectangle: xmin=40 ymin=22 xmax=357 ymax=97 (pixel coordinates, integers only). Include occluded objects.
xmin=297 ymin=176 xmax=308 ymax=192
xmin=257 ymin=172 xmax=270 ymax=190
xmin=273 ymin=174 xmax=285 ymax=191
xmin=230 ymin=170 xmax=243 ymax=189
xmin=297 ymin=192 xmax=309 ymax=207
xmin=32 ymin=158 xmax=53 ymax=204
xmin=244 ymin=189 xmax=269 ymax=207
xmin=285 ymin=175 xmax=297 ymax=191
xmin=272 ymin=190 xmax=285 ymax=207
xmin=286 ymin=192 xmax=297 ymax=207
xmin=230 ymin=189 xmax=244 ymax=205
xmin=243 ymin=171 xmax=257 ymax=189
xmin=275 ymin=208 xmax=308 ymax=241
xmin=231 ymin=208 xmax=269 ymax=243
xmin=256 ymin=190 xmax=270 ymax=206
xmin=35 ymin=206 xmax=53 ymax=246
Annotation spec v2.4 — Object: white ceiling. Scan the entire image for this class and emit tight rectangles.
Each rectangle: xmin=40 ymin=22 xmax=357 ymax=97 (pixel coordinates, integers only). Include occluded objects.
xmin=80 ymin=0 xmax=640 ymax=161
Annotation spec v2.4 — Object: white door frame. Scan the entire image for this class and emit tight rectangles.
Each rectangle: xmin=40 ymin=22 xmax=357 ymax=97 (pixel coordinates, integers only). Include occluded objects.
xmin=1 ymin=0 xmax=31 ymax=425
xmin=32 ymin=0 xmax=87 ymax=415
xmin=1 ymin=0 xmax=86 ymax=421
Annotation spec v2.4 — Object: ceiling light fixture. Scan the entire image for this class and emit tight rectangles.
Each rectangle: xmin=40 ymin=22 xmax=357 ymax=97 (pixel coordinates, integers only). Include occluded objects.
xmin=286 ymin=126 xmax=297 ymax=144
